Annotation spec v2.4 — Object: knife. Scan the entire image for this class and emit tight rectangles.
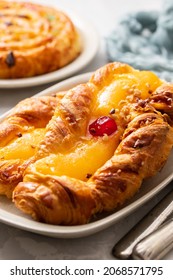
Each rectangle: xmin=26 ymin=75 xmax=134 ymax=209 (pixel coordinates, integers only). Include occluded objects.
xmin=112 ymin=188 xmax=173 ymax=259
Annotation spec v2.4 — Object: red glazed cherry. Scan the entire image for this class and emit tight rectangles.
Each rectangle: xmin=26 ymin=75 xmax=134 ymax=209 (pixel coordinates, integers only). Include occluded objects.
xmin=89 ymin=116 xmax=117 ymax=136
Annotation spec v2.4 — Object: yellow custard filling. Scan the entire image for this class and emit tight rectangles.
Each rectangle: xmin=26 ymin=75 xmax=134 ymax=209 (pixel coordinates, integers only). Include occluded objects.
xmin=93 ymin=71 xmax=162 ymax=116
xmin=33 ymin=133 xmax=121 ymax=181
xmin=0 ymin=128 xmax=45 ymax=160
xmin=31 ymin=70 xmax=162 ymax=181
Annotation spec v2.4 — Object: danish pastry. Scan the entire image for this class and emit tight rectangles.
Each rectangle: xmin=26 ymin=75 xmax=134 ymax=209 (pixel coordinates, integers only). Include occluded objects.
xmin=0 ymin=1 xmax=81 ymax=78
xmin=0 ymin=95 xmax=59 ymax=198
xmin=12 ymin=62 xmax=173 ymax=225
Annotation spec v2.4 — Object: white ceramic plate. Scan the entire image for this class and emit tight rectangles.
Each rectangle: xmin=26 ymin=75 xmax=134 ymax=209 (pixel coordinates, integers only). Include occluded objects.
xmin=0 ymin=10 xmax=99 ymax=89
xmin=0 ymin=73 xmax=173 ymax=238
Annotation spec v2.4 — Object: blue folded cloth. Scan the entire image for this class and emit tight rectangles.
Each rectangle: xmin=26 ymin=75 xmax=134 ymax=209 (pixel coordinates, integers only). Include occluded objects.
xmin=106 ymin=0 xmax=173 ymax=81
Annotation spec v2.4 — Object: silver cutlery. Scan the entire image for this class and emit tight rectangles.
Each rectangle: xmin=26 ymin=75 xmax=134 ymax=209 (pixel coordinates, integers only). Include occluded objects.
xmin=132 ymin=218 xmax=173 ymax=259
xmin=112 ymin=188 xmax=173 ymax=259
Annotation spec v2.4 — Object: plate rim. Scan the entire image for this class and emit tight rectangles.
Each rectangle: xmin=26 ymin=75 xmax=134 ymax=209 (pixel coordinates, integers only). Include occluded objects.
xmin=0 ymin=9 xmax=99 ymax=89
xmin=0 ymin=72 xmax=173 ymax=238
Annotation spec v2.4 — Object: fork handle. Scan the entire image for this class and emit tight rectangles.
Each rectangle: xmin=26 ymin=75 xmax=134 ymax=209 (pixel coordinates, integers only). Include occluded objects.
xmin=132 ymin=218 xmax=173 ymax=260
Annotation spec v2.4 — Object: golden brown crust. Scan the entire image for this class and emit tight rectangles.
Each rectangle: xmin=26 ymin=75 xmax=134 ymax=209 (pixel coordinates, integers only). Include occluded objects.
xmin=12 ymin=62 xmax=173 ymax=225
xmin=0 ymin=158 xmax=32 ymax=198
xmin=90 ymin=62 xmax=133 ymax=89
xmin=0 ymin=96 xmax=58 ymax=146
xmin=13 ymin=176 xmax=97 ymax=225
xmin=90 ymin=112 xmax=173 ymax=212
xmin=0 ymin=1 xmax=81 ymax=78
xmin=0 ymin=95 xmax=58 ymax=198
xmin=35 ymin=84 xmax=94 ymax=158
xmin=149 ymin=84 xmax=173 ymax=116
xmin=13 ymin=107 xmax=173 ymax=224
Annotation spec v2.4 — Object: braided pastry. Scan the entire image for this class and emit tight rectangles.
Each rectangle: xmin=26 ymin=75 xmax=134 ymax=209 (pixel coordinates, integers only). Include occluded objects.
xmin=0 ymin=95 xmax=59 ymax=198
xmin=11 ymin=62 xmax=173 ymax=225
xmin=0 ymin=1 xmax=81 ymax=78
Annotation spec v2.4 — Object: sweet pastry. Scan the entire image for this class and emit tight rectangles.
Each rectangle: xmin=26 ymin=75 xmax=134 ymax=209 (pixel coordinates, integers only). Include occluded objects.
xmin=0 ymin=95 xmax=59 ymax=198
xmin=12 ymin=62 xmax=173 ymax=225
xmin=0 ymin=1 xmax=81 ymax=78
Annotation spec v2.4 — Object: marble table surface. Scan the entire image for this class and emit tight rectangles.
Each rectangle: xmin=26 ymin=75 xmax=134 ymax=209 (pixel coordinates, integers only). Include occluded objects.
xmin=0 ymin=0 xmax=172 ymax=260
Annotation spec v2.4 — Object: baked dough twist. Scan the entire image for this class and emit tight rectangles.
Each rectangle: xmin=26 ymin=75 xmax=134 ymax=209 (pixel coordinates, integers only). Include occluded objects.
xmin=0 ymin=1 xmax=81 ymax=78
xmin=0 ymin=95 xmax=58 ymax=198
xmin=12 ymin=62 xmax=173 ymax=225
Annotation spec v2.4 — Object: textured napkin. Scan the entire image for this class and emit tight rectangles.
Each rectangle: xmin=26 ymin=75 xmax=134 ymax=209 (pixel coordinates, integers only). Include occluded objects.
xmin=106 ymin=0 xmax=173 ymax=81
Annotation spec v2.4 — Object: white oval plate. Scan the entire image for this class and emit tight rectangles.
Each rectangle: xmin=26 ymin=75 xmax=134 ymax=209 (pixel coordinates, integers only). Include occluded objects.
xmin=0 ymin=10 xmax=99 ymax=89
xmin=0 ymin=73 xmax=173 ymax=238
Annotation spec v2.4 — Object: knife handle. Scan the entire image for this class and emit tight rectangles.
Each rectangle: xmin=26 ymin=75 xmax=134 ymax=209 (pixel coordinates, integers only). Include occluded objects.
xmin=112 ymin=189 xmax=173 ymax=259
xmin=132 ymin=218 xmax=173 ymax=260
